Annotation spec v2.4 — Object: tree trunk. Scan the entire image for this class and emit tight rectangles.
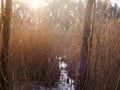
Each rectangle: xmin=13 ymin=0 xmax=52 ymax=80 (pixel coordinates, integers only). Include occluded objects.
xmin=0 ymin=0 xmax=12 ymax=90
xmin=75 ymin=0 xmax=95 ymax=90
xmin=0 ymin=0 xmax=4 ymax=32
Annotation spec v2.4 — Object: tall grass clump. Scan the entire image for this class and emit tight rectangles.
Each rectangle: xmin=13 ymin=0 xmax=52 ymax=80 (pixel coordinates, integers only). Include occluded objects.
xmin=7 ymin=16 xmax=61 ymax=89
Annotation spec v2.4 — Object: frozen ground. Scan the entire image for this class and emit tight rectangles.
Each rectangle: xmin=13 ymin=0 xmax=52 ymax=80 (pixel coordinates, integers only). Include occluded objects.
xmin=32 ymin=60 xmax=74 ymax=90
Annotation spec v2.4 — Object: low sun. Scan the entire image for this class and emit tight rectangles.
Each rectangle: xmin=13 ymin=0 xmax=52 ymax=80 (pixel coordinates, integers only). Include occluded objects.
xmin=29 ymin=0 xmax=39 ymax=9
xmin=28 ymin=0 xmax=44 ymax=9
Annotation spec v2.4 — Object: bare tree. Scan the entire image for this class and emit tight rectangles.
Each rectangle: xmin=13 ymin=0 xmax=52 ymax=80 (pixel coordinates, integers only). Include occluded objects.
xmin=0 ymin=0 xmax=4 ymax=32
xmin=0 ymin=0 xmax=12 ymax=90
xmin=75 ymin=0 xmax=95 ymax=90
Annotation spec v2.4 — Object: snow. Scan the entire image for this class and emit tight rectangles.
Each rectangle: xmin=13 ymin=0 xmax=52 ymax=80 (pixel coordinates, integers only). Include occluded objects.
xmin=59 ymin=61 xmax=67 ymax=69
xmin=31 ymin=59 xmax=74 ymax=90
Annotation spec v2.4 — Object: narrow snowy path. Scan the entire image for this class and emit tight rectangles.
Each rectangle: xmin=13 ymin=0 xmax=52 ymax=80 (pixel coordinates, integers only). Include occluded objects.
xmin=37 ymin=60 xmax=74 ymax=90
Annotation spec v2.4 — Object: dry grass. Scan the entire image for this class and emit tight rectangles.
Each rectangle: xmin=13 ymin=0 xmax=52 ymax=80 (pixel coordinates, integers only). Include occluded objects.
xmin=5 ymin=21 xmax=61 ymax=89
xmin=66 ymin=8 xmax=120 ymax=90
xmin=0 ymin=1 xmax=120 ymax=90
xmin=87 ymin=18 xmax=120 ymax=90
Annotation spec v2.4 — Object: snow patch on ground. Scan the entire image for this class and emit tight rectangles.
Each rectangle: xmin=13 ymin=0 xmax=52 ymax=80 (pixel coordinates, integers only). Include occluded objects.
xmin=34 ymin=60 xmax=74 ymax=90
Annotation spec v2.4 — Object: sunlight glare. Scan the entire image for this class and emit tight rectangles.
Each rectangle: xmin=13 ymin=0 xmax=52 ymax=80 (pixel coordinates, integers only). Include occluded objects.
xmin=28 ymin=0 xmax=44 ymax=9
xmin=109 ymin=0 xmax=120 ymax=6
xmin=30 ymin=1 xmax=38 ymax=9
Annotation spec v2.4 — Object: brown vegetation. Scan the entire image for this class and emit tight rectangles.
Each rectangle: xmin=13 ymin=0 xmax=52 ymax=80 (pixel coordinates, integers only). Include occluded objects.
xmin=0 ymin=0 xmax=120 ymax=90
